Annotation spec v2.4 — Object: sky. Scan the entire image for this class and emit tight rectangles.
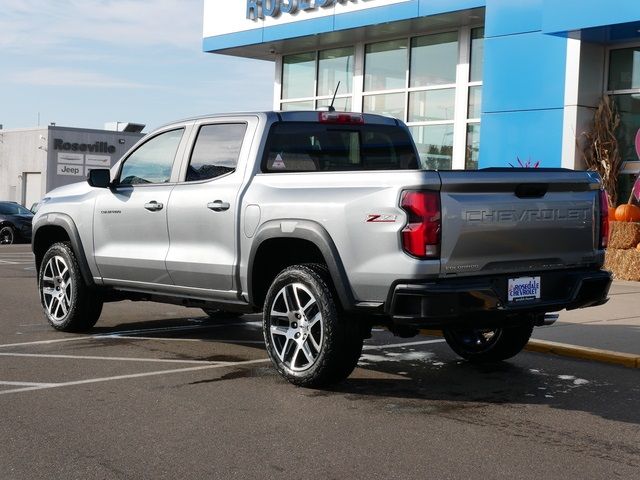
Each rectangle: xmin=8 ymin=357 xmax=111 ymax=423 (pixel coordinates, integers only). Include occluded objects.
xmin=0 ymin=0 xmax=275 ymax=132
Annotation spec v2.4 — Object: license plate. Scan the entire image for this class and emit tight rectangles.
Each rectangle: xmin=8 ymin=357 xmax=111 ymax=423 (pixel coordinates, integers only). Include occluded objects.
xmin=508 ymin=276 xmax=541 ymax=303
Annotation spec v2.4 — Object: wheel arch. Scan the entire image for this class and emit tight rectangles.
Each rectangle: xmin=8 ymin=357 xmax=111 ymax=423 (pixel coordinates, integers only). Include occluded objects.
xmin=247 ymin=220 xmax=355 ymax=312
xmin=32 ymin=214 xmax=95 ymax=287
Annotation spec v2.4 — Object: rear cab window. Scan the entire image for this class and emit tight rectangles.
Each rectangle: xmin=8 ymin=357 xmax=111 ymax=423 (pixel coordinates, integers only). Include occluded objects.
xmin=262 ymin=122 xmax=420 ymax=172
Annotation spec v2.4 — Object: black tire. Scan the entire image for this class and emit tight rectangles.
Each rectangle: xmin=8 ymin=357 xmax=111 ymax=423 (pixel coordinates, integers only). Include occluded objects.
xmin=443 ymin=324 xmax=533 ymax=363
xmin=201 ymin=308 xmax=243 ymax=319
xmin=38 ymin=242 xmax=103 ymax=332
xmin=263 ymin=263 xmax=363 ymax=387
xmin=0 ymin=225 xmax=15 ymax=245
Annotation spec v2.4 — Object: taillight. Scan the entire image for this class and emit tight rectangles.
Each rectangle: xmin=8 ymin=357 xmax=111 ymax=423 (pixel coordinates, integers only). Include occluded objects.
xmin=318 ymin=112 xmax=364 ymax=124
xmin=599 ymin=188 xmax=609 ymax=249
xmin=400 ymin=190 xmax=441 ymax=258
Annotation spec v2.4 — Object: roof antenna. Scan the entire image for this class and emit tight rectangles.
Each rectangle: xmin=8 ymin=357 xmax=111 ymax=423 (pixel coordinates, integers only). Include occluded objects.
xmin=328 ymin=81 xmax=341 ymax=112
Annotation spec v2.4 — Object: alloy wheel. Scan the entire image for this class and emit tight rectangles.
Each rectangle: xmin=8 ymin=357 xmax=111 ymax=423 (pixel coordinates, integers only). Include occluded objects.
xmin=0 ymin=227 xmax=14 ymax=245
xmin=41 ymin=255 xmax=72 ymax=324
xmin=269 ymin=282 xmax=323 ymax=372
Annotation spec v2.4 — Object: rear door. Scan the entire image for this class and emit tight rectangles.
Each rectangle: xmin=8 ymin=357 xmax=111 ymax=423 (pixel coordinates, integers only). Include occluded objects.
xmin=438 ymin=170 xmax=601 ymax=278
xmin=165 ymin=117 xmax=257 ymax=292
xmin=93 ymin=127 xmax=190 ymax=284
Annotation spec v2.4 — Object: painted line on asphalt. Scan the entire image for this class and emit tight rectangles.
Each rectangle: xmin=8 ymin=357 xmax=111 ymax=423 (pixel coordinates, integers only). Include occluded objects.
xmin=0 ymin=336 xmax=92 ymax=349
xmin=0 ymin=322 xmax=264 ymax=349
xmin=364 ymin=339 xmax=446 ymax=350
xmin=526 ymin=340 xmax=640 ymax=369
xmin=0 ymin=381 xmax=58 ymax=387
xmin=0 ymin=358 xmax=271 ymax=396
xmin=0 ymin=352 xmax=225 ymax=365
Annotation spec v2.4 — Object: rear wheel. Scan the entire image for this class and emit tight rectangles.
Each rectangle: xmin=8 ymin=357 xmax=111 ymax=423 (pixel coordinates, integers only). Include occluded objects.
xmin=443 ymin=324 xmax=533 ymax=363
xmin=0 ymin=225 xmax=15 ymax=245
xmin=38 ymin=242 xmax=103 ymax=332
xmin=263 ymin=264 xmax=363 ymax=387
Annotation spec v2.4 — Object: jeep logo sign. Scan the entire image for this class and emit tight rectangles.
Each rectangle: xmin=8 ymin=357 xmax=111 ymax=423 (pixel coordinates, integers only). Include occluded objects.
xmin=247 ymin=0 xmax=360 ymax=20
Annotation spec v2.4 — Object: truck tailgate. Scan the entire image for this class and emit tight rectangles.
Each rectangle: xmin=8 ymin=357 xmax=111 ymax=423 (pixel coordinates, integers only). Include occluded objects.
xmin=438 ymin=170 xmax=602 ymax=278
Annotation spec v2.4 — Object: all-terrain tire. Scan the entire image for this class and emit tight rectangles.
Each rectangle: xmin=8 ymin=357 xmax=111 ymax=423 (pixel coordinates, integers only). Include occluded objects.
xmin=443 ymin=324 xmax=533 ymax=363
xmin=38 ymin=242 xmax=103 ymax=332
xmin=263 ymin=263 xmax=363 ymax=387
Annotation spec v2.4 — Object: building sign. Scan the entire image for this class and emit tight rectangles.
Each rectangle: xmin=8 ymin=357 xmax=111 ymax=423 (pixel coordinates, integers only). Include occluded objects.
xmin=247 ymin=0 xmax=361 ymax=20
xmin=53 ymin=138 xmax=116 ymax=154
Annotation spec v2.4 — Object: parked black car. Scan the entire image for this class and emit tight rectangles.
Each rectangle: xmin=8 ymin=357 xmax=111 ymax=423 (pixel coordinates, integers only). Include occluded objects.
xmin=0 ymin=201 xmax=34 ymax=245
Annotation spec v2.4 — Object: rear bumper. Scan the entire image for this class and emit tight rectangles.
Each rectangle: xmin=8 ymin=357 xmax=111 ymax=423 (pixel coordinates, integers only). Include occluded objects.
xmin=388 ymin=268 xmax=612 ymax=328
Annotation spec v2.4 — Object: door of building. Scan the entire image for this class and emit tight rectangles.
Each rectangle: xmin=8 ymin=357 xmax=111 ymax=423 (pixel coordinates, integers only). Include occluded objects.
xmin=23 ymin=172 xmax=42 ymax=208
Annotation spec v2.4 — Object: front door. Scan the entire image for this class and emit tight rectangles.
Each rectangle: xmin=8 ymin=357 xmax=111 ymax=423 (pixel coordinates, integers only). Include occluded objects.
xmin=93 ymin=128 xmax=186 ymax=285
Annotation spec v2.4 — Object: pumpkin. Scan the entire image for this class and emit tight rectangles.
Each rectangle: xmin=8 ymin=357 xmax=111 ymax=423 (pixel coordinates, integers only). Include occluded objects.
xmin=637 ymin=242 xmax=640 ymax=251
xmin=615 ymin=203 xmax=640 ymax=222
xmin=608 ymin=206 xmax=617 ymax=221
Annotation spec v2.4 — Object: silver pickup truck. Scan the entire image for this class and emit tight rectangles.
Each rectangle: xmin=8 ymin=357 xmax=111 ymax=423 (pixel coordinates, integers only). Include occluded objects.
xmin=32 ymin=111 xmax=612 ymax=387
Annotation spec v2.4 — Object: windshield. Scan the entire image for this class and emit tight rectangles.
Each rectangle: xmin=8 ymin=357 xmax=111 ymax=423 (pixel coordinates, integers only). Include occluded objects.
xmin=263 ymin=122 xmax=421 ymax=172
xmin=0 ymin=203 xmax=33 ymax=215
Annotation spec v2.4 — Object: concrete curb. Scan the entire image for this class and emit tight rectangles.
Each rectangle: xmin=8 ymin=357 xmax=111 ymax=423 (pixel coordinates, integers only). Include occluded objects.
xmin=525 ymin=340 xmax=640 ymax=369
xmin=418 ymin=329 xmax=640 ymax=369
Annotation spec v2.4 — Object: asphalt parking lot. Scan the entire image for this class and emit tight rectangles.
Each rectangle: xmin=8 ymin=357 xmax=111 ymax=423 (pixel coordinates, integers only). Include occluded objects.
xmin=1 ymin=244 xmax=639 ymax=479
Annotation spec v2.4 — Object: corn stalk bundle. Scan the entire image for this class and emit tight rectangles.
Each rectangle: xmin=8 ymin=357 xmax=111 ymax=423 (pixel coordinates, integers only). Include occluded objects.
xmin=581 ymin=95 xmax=621 ymax=206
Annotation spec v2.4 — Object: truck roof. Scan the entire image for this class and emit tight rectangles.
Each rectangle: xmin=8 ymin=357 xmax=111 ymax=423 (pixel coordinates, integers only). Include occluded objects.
xmin=156 ymin=111 xmax=401 ymax=130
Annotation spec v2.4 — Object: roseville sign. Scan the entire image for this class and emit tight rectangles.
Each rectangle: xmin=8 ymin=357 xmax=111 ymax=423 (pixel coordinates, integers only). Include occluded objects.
xmin=53 ymin=138 xmax=117 ymax=154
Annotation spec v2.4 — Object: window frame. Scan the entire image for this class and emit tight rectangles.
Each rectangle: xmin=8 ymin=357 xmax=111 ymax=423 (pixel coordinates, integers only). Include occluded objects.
xmin=605 ymin=42 xmax=640 ymax=172
xmin=114 ymin=127 xmax=186 ymax=187
xmin=275 ymin=24 xmax=484 ymax=170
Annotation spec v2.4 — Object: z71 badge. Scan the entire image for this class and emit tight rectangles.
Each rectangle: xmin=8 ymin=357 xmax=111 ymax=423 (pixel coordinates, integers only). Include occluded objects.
xmin=366 ymin=214 xmax=397 ymax=223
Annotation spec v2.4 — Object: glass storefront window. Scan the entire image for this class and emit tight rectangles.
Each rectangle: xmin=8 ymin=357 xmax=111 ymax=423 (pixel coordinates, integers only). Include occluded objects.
xmin=468 ymin=85 xmax=482 ymax=119
xmin=317 ymin=97 xmax=352 ymax=111
xmin=363 ymin=93 xmax=406 ymax=119
xmin=318 ymin=47 xmax=354 ymax=97
xmin=410 ymin=32 xmax=458 ymax=87
xmin=280 ymin=100 xmax=315 ymax=111
xmin=364 ymin=40 xmax=408 ymax=91
xmin=282 ymin=52 xmax=316 ymax=99
xmin=466 ymin=124 xmax=481 ymax=170
xmin=470 ymin=28 xmax=484 ymax=82
xmin=410 ymin=125 xmax=454 ymax=170
xmin=612 ymin=93 xmax=640 ymax=162
xmin=609 ymin=47 xmax=640 ymax=91
xmin=408 ymin=89 xmax=455 ymax=122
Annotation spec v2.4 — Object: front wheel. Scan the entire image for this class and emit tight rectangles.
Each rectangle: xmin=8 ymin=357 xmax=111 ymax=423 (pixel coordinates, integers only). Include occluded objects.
xmin=38 ymin=242 xmax=103 ymax=332
xmin=443 ymin=324 xmax=533 ymax=363
xmin=263 ymin=264 xmax=363 ymax=387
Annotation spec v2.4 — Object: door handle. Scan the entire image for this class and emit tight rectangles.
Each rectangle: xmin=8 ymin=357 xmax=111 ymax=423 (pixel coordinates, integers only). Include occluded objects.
xmin=144 ymin=201 xmax=164 ymax=212
xmin=207 ymin=200 xmax=230 ymax=212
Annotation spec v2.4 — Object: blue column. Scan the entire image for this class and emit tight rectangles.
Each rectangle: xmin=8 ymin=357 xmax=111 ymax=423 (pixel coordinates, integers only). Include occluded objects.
xmin=479 ymin=0 xmax=568 ymax=168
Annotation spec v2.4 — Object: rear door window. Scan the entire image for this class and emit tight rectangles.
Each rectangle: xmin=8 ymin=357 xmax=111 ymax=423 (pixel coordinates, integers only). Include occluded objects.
xmin=185 ymin=123 xmax=247 ymax=182
xmin=263 ymin=123 xmax=420 ymax=172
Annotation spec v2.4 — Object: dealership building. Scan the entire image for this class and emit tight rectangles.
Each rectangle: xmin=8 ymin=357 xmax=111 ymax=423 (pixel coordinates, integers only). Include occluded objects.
xmin=203 ymin=0 xmax=640 ymax=175
xmin=0 ymin=126 xmax=143 ymax=208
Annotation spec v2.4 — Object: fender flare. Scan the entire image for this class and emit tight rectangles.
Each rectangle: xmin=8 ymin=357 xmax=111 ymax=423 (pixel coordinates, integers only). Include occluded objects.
xmin=32 ymin=213 xmax=95 ymax=287
xmin=247 ymin=220 xmax=356 ymax=311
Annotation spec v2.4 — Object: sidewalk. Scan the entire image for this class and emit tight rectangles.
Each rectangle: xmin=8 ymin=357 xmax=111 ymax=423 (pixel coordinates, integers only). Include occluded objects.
xmin=529 ymin=280 xmax=640 ymax=367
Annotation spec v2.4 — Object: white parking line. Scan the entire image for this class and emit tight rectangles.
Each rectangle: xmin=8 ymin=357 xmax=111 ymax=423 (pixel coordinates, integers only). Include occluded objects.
xmin=0 ymin=358 xmax=271 ymax=396
xmin=0 ymin=352 xmax=224 ymax=365
xmin=363 ymin=339 xmax=446 ymax=350
xmin=0 ymin=381 xmax=58 ymax=387
xmin=0 ymin=336 xmax=92 ymax=349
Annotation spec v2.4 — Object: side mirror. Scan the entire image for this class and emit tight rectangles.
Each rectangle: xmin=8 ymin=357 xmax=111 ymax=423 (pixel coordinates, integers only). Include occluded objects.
xmin=87 ymin=169 xmax=111 ymax=188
